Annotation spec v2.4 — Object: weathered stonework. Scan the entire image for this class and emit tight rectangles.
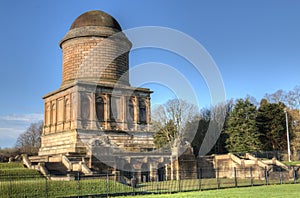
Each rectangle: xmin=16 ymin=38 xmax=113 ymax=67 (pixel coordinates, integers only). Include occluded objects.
xmin=61 ymin=36 xmax=130 ymax=87
xmin=39 ymin=10 xmax=154 ymax=157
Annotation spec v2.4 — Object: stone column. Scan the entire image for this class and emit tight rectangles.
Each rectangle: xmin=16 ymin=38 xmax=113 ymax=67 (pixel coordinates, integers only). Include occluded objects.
xmin=56 ymin=97 xmax=65 ymax=132
xmin=106 ymin=95 xmax=111 ymax=130
xmin=165 ymin=163 xmax=168 ymax=181
xmin=121 ymin=96 xmax=125 ymax=130
xmin=145 ymin=97 xmax=151 ymax=131
xmin=90 ymin=92 xmax=97 ymax=129
xmin=149 ymin=163 xmax=154 ymax=181
xmin=71 ymin=92 xmax=78 ymax=129
xmin=44 ymin=102 xmax=51 ymax=134
xmin=64 ymin=95 xmax=71 ymax=130
xmin=174 ymin=156 xmax=180 ymax=180
xmin=51 ymin=100 xmax=57 ymax=133
xmin=170 ymin=156 xmax=174 ymax=180
xmin=103 ymin=94 xmax=108 ymax=129
xmin=133 ymin=97 xmax=138 ymax=131
xmin=77 ymin=92 xmax=82 ymax=129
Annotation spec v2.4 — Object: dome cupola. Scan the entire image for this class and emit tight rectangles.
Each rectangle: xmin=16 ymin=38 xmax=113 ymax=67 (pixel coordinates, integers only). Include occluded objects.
xmin=59 ymin=10 xmax=131 ymax=87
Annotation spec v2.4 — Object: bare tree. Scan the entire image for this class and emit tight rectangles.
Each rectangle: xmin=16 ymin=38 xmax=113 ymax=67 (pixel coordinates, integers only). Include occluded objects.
xmin=152 ymin=105 xmax=168 ymax=126
xmin=264 ymin=89 xmax=286 ymax=104
xmin=152 ymin=99 xmax=199 ymax=136
xmin=15 ymin=121 xmax=43 ymax=155
xmin=285 ymin=86 xmax=300 ymax=110
xmin=152 ymin=99 xmax=199 ymax=149
xmin=264 ymin=86 xmax=300 ymax=110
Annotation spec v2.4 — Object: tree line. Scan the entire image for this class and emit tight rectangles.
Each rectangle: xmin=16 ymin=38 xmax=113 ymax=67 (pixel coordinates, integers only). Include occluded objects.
xmin=0 ymin=122 xmax=42 ymax=162
xmin=152 ymin=86 xmax=300 ymax=158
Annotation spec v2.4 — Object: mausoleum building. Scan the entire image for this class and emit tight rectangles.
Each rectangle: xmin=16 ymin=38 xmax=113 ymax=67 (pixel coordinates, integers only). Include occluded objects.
xmin=39 ymin=10 xmax=153 ymax=156
xmin=24 ymin=10 xmax=297 ymax=184
xmin=23 ymin=10 xmax=197 ymax=182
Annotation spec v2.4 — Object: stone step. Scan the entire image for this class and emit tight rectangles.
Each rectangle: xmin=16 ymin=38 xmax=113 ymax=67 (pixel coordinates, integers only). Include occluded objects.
xmin=45 ymin=162 xmax=68 ymax=176
xmin=66 ymin=152 xmax=86 ymax=157
xmin=68 ymin=157 xmax=84 ymax=162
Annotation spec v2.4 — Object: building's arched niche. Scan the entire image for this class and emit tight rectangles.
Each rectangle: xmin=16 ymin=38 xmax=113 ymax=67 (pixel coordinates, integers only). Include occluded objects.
xmin=122 ymin=163 xmax=133 ymax=180
xmin=65 ymin=98 xmax=70 ymax=121
xmin=51 ymin=103 xmax=56 ymax=125
xmin=81 ymin=94 xmax=90 ymax=120
xmin=141 ymin=163 xmax=150 ymax=182
xmin=45 ymin=103 xmax=51 ymax=126
xmin=127 ymin=97 xmax=134 ymax=130
xmin=81 ymin=93 xmax=90 ymax=128
xmin=92 ymin=162 xmax=111 ymax=174
xmin=157 ymin=163 xmax=165 ymax=181
xmin=139 ymin=99 xmax=146 ymax=123
xmin=96 ymin=95 xmax=104 ymax=122
xmin=110 ymin=96 xmax=121 ymax=121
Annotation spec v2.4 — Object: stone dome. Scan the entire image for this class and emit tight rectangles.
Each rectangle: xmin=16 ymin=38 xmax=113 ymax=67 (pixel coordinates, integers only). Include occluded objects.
xmin=60 ymin=10 xmax=124 ymax=47
xmin=59 ymin=10 xmax=132 ymax=87
xmin=70 ymin=10 xmax=122 ymax=31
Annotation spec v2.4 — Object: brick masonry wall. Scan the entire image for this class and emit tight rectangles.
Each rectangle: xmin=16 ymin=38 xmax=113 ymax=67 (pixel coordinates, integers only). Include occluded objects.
xmin=61 ymin=37 xmax=130 ymax=86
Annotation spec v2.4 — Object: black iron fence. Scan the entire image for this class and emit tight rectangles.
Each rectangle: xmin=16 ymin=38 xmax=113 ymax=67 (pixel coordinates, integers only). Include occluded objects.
xmin=0 ymin=167 xmax=299 ymax=198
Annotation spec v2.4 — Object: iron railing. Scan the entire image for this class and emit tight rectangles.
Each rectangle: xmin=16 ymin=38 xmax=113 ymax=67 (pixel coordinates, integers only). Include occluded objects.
xmin=0 ymin=167 xmax=299 ymax=198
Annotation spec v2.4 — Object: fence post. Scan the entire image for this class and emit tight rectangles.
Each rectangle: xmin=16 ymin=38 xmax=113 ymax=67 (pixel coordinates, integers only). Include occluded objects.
xmin=250 ymin=167 xmax=253 ymax=186
xmin=178 ymin=173 xmax=181 ymax=192
xmin=9 ymin=175 xmax=12 ymax=198
xmin=234 ymin=167 xmax=237 ymax=187
xmin=77 ymin=171 xmax=80 ymax=197
xmin=45 ymin=177 xmax=48 ymax=198
xmin=217 ymin=167 xmax=220 ymax=189
xmin=131 ymin=176 xmax=136 ymax=196
xmin=106 ymin=173 xmax=109 ymax=198
xmin=116 ymin=171 xmax=120 ymax=193
xmin=293 ymin=167 xmax=297 ymax=184
xmin=265 ymin=167 xmax=269 ymax=185
xmin=279 ymin=168 xmax=283 ymax=185
xmin=198 ymin=168 xmax=202 ymax=191
xmin=156 ymin=177 xmax=159 ymax=194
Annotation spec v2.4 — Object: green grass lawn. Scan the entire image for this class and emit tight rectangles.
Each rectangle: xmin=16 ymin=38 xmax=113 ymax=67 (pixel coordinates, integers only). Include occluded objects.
xmin=0 ymin=162 xmax=132 ymax=197
xmin=1 ymin=162 xmax=299 ymax=197
xmin=0 ymin=162 xmax=24 ymax=169
xmin=0 ymin=177 xmax=132 ymax=197
xmin=0 ymin=162 xmax=43 ymax=181
xmin=282 ymin=161 xmax=300 ymax=166
xmin=125 ymin=184 xmax=300 ymax=198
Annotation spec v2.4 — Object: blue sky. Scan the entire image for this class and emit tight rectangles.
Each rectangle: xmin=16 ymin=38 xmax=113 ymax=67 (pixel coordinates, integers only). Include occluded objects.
xmin=0 ymin=0 xmax=299 ymax=148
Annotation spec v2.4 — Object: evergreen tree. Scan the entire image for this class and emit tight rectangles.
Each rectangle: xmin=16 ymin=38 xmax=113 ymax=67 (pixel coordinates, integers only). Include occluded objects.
xmin=225 ymin=99 xmax=262 ymax=153
xmin=183 ymin=101 xmax=232 ymax=156
xmin=153 ymin=120 xmax=177 ymax=148
xmin=183 ymin=115 xmax=209 ymax=156
xmin=256 ymin=99 xmax=290 ymax=151
xmin=211 ymin=100 xmax=234 ymax=155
